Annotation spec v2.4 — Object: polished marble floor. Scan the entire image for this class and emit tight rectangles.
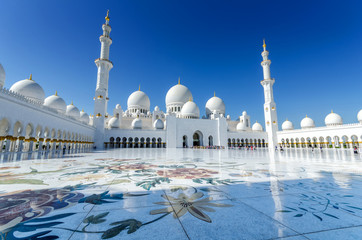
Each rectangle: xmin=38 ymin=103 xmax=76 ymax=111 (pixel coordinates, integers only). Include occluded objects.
xmin=0 ymin=148 xmax=362 ymax=239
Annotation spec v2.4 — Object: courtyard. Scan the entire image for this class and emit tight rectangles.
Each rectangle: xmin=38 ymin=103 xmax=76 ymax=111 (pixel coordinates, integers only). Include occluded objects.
xmin=0 ymin=148 xmax=362 ymax=239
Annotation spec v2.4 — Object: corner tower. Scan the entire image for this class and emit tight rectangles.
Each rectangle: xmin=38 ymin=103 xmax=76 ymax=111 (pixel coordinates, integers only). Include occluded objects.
xmin=260 ymin=40 xmax=278 ymax=149
xmin=94 ymin=10 xmax=113 ymax=149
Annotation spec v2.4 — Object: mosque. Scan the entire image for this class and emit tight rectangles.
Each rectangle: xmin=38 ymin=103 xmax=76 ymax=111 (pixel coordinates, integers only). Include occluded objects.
xmin=0 ymin=11 xmax=362 ymax=154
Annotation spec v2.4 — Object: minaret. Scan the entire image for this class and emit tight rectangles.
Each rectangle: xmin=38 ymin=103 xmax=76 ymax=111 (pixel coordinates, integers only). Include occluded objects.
xmin=94 ymin=10 xmax=113 ymax=149
xmin=260 ymin=39 xmax=278 ymax=149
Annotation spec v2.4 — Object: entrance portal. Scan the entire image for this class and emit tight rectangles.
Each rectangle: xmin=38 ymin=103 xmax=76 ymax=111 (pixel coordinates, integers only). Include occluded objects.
xmin=193 ymin=131 xmax=203 ymax=147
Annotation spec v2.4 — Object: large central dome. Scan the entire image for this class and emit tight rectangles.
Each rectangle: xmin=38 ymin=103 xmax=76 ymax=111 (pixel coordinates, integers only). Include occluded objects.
xmin=127 ymin=90 xmax=150 ymax=111
xmin=165 ymin=81 xmax=193 ymax=110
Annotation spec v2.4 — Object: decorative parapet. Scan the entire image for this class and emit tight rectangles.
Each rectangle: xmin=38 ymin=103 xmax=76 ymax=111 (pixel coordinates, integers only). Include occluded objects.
xmin=0 ymin=87 xmax=93 ymax=128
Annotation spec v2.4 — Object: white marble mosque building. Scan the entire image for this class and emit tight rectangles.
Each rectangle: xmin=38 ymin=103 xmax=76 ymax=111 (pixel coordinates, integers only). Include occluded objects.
xmin=0 ymin=11 xmax=362 ymax=154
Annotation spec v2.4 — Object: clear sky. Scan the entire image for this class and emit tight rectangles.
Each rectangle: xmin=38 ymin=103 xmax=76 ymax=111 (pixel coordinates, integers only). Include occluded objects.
xmin=1 ymin=0 xmax=361 ymax=128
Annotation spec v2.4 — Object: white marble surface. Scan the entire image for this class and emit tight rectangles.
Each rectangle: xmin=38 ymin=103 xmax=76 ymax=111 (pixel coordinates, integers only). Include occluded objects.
xmin=0 ymin=148 xmax=361 ymax=239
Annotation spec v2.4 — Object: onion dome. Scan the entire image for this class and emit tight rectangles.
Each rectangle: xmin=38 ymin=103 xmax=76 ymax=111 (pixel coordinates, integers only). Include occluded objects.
xmin=252 ymin=121 xmax=263 ymax=132
xmin=236 ymin=122 xmax=247 ymax=131
xmin=80 ymin=109 xmax=90 ymax=124
xmin=153 ymin=119 xmax=164 ymax=129
xmin=9 ymin=74 xmax=45 ymax=102
xmin=358 ymin=110 xmax=362 ymax=123
xmin=127 ymin=87 xmax=150 ymax=112
xmin=165 ymin=78 xmax=193 ymax=112
xmin=66 ymin=101 xmax=80 ymax=119
xmin=132 ymin=117 xmax=142 ymax=129
xmin=43 ymin=91 xmax=67 ymax=113
xmin=108 ymin=116 xmax=120 ymax=128
xmin=205 ymin=92 xmax=225 ymax=117
xmin=301 ymin=115 xmax=315 ymax=129
xmin=180 ymin=99 xmax=200 ymax=119
xmin=325 ymin=110 xmax=343 ymax=126
xmin=0 ymin=63 xmax=5 ymax=88
xmin=282 ymin=119 xmax=294 ymax=131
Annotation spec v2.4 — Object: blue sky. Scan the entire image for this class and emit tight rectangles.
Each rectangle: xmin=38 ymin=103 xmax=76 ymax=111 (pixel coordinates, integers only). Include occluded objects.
xmin=1 ymin=0 xmax=361 ymax=128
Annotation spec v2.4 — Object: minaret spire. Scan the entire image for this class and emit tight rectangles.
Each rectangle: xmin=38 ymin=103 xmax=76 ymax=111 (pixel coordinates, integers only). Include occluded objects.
xmin=93 ymin=10 xmax=114 ymax=149
xmin=260 ymin=39 xmax=278 ymax=149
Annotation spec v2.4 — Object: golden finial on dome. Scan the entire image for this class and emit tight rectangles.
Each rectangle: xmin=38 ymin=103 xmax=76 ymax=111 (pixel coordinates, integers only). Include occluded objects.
xmin=189 ymin=97 xmax=192 ymax=102
xmin=105 ymin=10 xmax=110 ymax=21
xmin=71 ymin=101 xmax=73 ymax=105
xmin=263 ymin=39 xmax=266 ymax=50
xmin=82 ymin=108 xmax=84 ymax=112
xmin=55 ymin=91 xmax=58 ymax=96
xmin=331 ymin=109 xmax=333 ymax=113
xmin=306 ymin=114 xmax=308 ymax=118
xmin=178 ymin=77 xmax=180 ymax=85
xmin=29 ymin=74 xmax=33 ymax=81
xmin=139 ymin=84 xmax=140 ymax=91
xmin=214 ymin=91 xmax=216 ymax=97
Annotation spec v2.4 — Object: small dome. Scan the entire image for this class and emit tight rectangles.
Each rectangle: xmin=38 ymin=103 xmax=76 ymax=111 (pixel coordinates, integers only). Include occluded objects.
xmin=242 ymin=111 xmax=247 ymax=116
xmin=80 ymin=110 xmax=90 ymax=124
xmin=115 ymin=104 xmax=122 ymax=110
xmin=153 ymin=119 xmax=164 ymax=129
xmin=9 ymin=75 xmax=45 ymax=102
xmin=325 ymin=111 xmax=343 ymax=126
xmin=358 ymin=110 xmax=362 ymax=123
xmin=127 ymin=90 xmax=150 ymax=111
xmin=66 ymin=102 xmax=80 ymax=119
xmin=236 ymin=122 xmax=247 ymax=131
xmin=181 ymin=100 xmax=200 ymax=118
xmin=108 ymin=116 xmax=120 ymax=128
xmin=205 ymin=95 xmax=225 ymax=117
xmin=282 ymin=119 xmax=294 ymax=131
xmin=154 ymin=106 xmax=160 ymax=111
xmin=43 ymin=92 xmax=67 ymax=113
xmin=165 ymin=83 xmax=193 ymax=108
xmin=226 ymin=115 xmax=231 ymax=120
xmin=301 ymin=115 xmax=315 ymax=129
xmin=252 ymin=121 xmax=263 ymax=132
xmin=132 ymin=117 xmax=142 ymax=129
xmin=0 ymin=63 xmax=5 ymax=87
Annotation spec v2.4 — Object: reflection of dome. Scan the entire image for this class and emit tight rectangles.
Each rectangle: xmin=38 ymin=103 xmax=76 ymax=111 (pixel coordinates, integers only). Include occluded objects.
xmin=236 ymin=122 xmax=247 ymax=131
xmin=205 ymin=95 xmax=225 ymax=118
xmin=0 ymin=63 xmax=5 ymax=87
xmin=301 ymin=115 xmax=315 ymax=129
xmin=153 ymin=119 xmax=164 ymax=129
xmin=252 ymin=121 xmax=263 ymax=131
xmin=108 ymin=117 xmax=120 ymax=128
xmin=9 ymin=75 xmax=45 ymax=102
xmin=282 ymin=119 xmax=294 ymax=131
xmin=80 ymin=110 xmax=89 ymax=124
xmin=44 ymin=92 xmax=67 ymax=113
xmin=325 ymin=111 xmax=343 ymax=126
xmin=180 ymin=100 xmax=200 ymax=119
xmin=127 ymin=89 xmax=150 ymax=112
xmin=132 ymin=117 xmax=142 ymax=129
xmin=66 ymin=102 xmax=80 ymax=119
xmin=358 ymin=110 xmax=362 ymax=123
xmin=165 ymin=81 xmax=193 ymax=110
